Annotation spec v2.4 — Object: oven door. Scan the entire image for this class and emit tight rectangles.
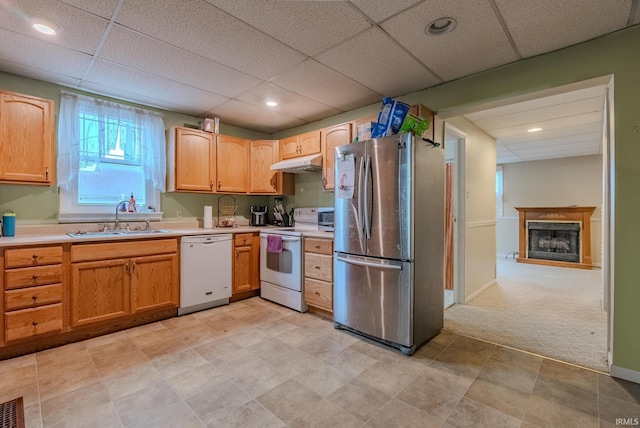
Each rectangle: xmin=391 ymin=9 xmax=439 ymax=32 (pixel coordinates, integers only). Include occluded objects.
xmin=259 ymin=234 xmax=302 ymax=291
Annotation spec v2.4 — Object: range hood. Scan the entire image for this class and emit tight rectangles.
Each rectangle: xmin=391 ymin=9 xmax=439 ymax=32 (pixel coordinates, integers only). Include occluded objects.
xmin=270 ymin=153 xmax=322 ymax=173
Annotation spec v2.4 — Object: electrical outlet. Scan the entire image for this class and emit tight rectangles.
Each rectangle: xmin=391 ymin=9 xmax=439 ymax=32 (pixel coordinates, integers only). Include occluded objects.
xmin=176 ymin=209 xmax=183 ymax=218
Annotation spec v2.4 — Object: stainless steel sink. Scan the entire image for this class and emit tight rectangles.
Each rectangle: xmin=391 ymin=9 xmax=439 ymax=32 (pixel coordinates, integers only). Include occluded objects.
xmin=67 ymin=231 xmax=124 ymax=238
xmin=67 ymin=229 xmax=170 ymax=238
xmin=122 ymin=229 xmax=170 ymax=235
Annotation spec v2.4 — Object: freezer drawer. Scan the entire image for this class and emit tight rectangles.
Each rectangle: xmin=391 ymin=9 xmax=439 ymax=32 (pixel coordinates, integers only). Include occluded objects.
xmin=333 ymin=253 xmax=413 ymax=349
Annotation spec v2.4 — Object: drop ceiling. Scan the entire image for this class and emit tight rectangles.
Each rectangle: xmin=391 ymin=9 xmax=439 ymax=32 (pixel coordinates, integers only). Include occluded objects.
xmin=0 ymin=0 xmax=637 ymax=140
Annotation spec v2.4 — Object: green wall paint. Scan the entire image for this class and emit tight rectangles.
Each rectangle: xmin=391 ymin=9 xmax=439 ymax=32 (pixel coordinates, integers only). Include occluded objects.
xmin=2 ymin=24 xmax=640 ymax=374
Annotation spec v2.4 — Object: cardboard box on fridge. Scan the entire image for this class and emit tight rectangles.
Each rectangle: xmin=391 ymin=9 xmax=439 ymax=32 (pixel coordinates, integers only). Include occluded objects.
xmin=357 ymin=122 xmax=376 ymax=141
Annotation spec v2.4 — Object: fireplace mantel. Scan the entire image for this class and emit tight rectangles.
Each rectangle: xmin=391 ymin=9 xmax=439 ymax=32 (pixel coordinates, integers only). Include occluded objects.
xmin=515 ymin=206 xmax=596 ymax=269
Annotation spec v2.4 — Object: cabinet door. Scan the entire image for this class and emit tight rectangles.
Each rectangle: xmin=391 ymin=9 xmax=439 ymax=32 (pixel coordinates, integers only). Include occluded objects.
xmin=321 ymin=123 xmax=351 ymax=191
xmin=0 ymin=92 xmax=54 ymax=184
xmin=130 ymin=253 xmax=179 ymax=313
xmin=217 ymin=135 xmax=248 ymax=193
xmin=298 ymin=130 xmax=321 ymax=157
xmin=280 ymin=136 xmax=300 ymax=160
xmin=71 ymin=259 xmax=129 ymax=326
xmin=173 ymin=127 xmax=215 ymax=192
xmin=250 ymin=140 xmax=279 ymax=194
xmin=233 ymin=245 xmax=252 ymax=293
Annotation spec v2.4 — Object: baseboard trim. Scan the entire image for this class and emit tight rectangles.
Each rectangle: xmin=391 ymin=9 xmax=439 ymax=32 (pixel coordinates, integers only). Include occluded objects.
xmin=465 ymin=279 xmax=497 ymax=304
xmin=610 ymin=364 xmax=640 ymax=384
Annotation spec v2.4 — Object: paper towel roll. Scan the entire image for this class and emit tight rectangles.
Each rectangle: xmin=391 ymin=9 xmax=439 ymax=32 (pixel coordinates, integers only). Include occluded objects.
xmin=204 ymin=206 xmax=213 ymax=229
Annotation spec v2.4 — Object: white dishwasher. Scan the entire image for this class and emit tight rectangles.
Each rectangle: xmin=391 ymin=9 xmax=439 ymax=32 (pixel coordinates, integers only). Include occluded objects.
xmin=179 ymin=234 xmax=232 ymax=315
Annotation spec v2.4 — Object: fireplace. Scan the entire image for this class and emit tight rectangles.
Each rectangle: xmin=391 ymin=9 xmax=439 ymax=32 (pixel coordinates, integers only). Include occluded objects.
xmin=515 ymin=206 xmax=595 ymax=269
xmin=527 ymin=221 xmax=580 ymax=263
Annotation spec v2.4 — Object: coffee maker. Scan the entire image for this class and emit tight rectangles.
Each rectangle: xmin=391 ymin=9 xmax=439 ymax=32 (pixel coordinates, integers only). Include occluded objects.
xmin=250 ymin=205 xmax=267 ymax=226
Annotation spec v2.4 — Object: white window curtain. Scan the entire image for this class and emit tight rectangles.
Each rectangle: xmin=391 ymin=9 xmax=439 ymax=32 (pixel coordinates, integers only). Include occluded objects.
xmin=57 ymin=91 xmax=166 ymax=221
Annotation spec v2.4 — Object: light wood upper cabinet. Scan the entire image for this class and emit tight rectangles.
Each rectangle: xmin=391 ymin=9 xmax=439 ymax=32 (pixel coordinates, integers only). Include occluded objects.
xmin=250 ymin=140 xmax=279 ymax=194
xmin=280 ymin=130 xmax=320 ymax=159
xmin=167 ymin=126 xmax=215 ymax=192
xmin=321 ymin=123 xmax=352 ymax=191
xmin=217 ymin=134 xmax=248 ymax=193
xmin=249 ymin=140 xmax=294 ymax=195
xmin=0 ymin=91 xmax=54 ymax=185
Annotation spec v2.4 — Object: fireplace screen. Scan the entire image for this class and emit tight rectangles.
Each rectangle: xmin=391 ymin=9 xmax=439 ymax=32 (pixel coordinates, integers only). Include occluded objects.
xmin=527 ymin=221 xmax=580 ymax=263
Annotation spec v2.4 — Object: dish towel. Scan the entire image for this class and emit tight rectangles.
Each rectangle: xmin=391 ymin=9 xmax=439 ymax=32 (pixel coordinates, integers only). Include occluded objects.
xmin=266 ymin=235 xmax=283 ymax=253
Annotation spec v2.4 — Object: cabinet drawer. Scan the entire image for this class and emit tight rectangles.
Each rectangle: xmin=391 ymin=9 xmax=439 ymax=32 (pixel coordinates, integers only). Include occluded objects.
xmin=5 ymin=283 xmax=63 ymax=311
xmin=234 ymin=233 xmax=254 ymax=247
xmin=304 ymin=253 xmax=333 ymax=282
xmin=304 ymin=278 xmax=332 ymax=311
xmin=4 ymin=264 xmax=63 ymax=290
xmin=5 ymin=303 xmax=63 ymax=342
xmin=304 ymin=238 xmax=333 ymax=255
xmin=5 ymin=246 xmax=63 ymax=268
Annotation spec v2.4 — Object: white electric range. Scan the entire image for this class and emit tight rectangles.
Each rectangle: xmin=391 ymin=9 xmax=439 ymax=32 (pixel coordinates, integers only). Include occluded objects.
xmin=259 ymin=207 xmax=331 ymax=312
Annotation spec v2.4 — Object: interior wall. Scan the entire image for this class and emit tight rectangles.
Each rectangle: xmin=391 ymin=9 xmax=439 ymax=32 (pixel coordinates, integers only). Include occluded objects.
xmin=0 ymin=71 xmax=272 ymax=224
xmin=497 ymin=155 xmax=603 ymax=265
xmin=445 ymin=116 xmax=497 ymax=302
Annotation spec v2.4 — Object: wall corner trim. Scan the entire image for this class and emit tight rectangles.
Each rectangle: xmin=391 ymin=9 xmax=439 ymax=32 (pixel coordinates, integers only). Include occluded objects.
xmin=610 ymin=364 xmax=640 ymax=384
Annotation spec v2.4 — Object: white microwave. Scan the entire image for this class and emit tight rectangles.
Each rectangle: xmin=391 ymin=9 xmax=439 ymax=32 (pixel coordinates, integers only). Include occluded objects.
xmin=318 ymin=207 xmax=334 ymax=231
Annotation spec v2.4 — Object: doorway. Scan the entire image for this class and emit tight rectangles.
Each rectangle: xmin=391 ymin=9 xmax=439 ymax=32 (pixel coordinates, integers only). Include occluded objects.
xmin=443 ymin=124 xmax=466 ymax=309
xmin=441 ymin=75 xmax=613 ymax=372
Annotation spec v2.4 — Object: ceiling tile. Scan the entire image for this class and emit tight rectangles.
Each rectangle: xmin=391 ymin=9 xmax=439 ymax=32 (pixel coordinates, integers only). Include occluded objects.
xmin=0 ymin=0 xmax=108 ymax=54
xmin=473 ymin=97 xmax=604 ymax=134
xmin=315 ymin=27 xmax=440 ymax=97
xmin=0 ymin=59 xmax=81 ymax=88
xmin=57 ymin=0 xmax=120 ymax=19
xmin=235 ymin=83 xmax=341 ymax=122
xmin=209 ymin=99 xmax=306 ymax=134
xmin=488 ymin=111 xmax=603 ymax=139
xmin=82 ymin=59 xmax=229 ymax=113
xmin=494 ymin=0 xmax=632 ymax=57
xmin=270 ymin=59 xmax=381 ymax=111
xmin=115 ymin=0 xmax=306 ymax=80
xmin=349 ymin=0 xmax=423 ymax=23
xmin=499 ymin=122 xmax=603 ymax=146
xmin=381 ymin=0 xmax=518 ymax=81
xmin=99 ymin=25 xmax=261 ymax=98
xmin=0 ymin=28 xmax=92 ymax=78
xmin=206 ymin=0 xmax=371 ymax=56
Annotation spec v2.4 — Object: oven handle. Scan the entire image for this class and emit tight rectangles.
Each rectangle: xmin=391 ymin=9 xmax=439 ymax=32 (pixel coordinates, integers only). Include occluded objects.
xmin=261 ymin=236 xmax=301 ymax=242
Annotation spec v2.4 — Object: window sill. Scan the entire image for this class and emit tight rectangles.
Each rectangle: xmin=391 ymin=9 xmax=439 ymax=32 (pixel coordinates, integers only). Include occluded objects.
xmin=58 ymin=212 xmax=163 ymax=223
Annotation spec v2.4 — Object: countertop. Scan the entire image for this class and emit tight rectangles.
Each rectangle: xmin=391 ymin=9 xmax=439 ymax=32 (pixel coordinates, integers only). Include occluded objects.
xmin=0 ymin=225 xmax=333 ymax=247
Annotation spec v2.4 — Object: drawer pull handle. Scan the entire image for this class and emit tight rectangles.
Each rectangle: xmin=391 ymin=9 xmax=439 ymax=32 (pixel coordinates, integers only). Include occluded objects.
xmin=32 ymin=321 xmax=38 ymax=326
xmin=315 ymin=266 xmax=320 ymax=269
xmin=314 ymin=245 xmax=320 ymax=249
xmin=315 ymin=292 xmax=320 ymax=296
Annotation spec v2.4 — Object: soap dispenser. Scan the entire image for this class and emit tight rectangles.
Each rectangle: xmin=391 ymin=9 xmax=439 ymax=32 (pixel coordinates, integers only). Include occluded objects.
xmin=128 ymin=193 xmax=136 ymax=212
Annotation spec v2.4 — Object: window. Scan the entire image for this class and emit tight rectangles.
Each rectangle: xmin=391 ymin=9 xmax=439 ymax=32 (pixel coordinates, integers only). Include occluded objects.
xmin=57 ymin=91 xmax=165 ymax=222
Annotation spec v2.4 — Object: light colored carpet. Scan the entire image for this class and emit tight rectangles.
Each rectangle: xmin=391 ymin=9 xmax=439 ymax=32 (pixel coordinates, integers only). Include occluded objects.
xmin=444 ymin=258 xmax=608 ymax=372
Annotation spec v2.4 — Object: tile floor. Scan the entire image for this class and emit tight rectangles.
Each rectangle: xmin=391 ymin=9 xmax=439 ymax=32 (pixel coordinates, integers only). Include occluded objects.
xmin=1 ymin=297 xmax=639 ymax=427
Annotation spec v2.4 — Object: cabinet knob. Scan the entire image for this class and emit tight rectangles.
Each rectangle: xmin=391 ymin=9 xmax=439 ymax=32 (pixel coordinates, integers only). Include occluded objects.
xmin=32 ymin=274 xmax=39 ymax=280
xmin=45 ymin=166 xmax=49 ymax=180
xmin=32 ymin=321 xmax=38 ymax=326
xmin=314 ymin=245 xmax=320 ymax=249
xmin=315 ymin=266 xmax=320 ymax=270
xmin=218 ymin=180 xmax=221 ymax=189
xmin=315 ymin=292 xmax=320 ymax=296
xmin=32 ymin=255 xmax=39 ymax=260
xmin=32 ymin=295 xmax=38 ymax=301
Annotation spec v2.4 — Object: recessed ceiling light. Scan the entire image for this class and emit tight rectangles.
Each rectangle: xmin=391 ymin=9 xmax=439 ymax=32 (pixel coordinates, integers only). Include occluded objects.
xmin=425 ymin=17 xmax=457 ymax=36
xmin=528 ymin=127 xmax=543 ymax=133
xmin=266 ymin=101 xmax=278 ymax=107
xmin=28 ymin=16 xmax=63 ymax=36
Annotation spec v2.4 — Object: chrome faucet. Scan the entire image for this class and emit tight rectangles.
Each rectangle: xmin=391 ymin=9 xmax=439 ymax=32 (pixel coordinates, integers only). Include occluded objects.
xmin=115 ymin=200 xmax=128 ymax=230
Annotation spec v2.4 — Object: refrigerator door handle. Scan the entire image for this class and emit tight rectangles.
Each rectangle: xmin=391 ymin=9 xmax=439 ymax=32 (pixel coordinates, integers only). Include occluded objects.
xmin=336 ymin=256 xmax=402 ymax=270
xmin=364 ymin=155 xmax=372 ymax=240
xmin=357 ymin=155 xmax=366 ymax=239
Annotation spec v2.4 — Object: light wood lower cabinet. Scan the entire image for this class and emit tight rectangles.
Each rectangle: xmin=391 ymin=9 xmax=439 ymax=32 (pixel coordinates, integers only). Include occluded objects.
xmin=3 ymin=245 xmax=64 ymax=343
xmin=303 ymin=237 xmax=333 ymax=313
xmin=70 ymin=239 xmax=179 ymax=327
xmin=233 ymin=233 xmax=260 ymax=295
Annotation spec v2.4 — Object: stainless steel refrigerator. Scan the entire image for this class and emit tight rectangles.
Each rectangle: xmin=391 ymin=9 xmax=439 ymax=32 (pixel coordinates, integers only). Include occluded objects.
xmin=333 ymin=132 xmax=444 ymax=355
